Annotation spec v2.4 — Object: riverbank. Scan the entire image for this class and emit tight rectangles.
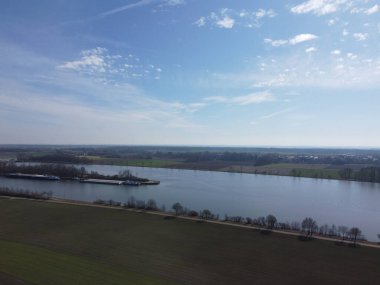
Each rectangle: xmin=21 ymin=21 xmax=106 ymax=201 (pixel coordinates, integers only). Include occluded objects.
xmin=1 ymin=197 xmax=380 ymax=285
xmin=84 ymin=158 xmax=371 ymax=184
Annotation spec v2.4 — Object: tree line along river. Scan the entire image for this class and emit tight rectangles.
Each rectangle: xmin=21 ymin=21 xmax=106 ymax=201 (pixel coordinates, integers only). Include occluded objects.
xmin=1 ymin=163 xmax=380 ymax=241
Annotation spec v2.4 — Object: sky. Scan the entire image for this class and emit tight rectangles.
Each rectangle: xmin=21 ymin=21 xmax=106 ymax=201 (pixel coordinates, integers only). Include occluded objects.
xmin=0 ymin=0 xmax=379 ymax=147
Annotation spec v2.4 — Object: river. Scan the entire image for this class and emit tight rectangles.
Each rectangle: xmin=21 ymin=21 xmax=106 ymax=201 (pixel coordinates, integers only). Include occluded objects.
xmin=1 ymin=164 xmax=380 ymax=241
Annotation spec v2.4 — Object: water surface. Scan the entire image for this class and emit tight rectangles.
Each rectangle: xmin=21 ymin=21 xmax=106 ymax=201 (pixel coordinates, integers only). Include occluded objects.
xmin=1 ymin=164 xmax=380 ymax=241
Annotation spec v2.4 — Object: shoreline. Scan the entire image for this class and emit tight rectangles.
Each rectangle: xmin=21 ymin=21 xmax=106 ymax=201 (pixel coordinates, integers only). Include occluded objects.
xmin=4 ymin=195 xmax=378 ymax=249
xmin=86 ymin=162 xmax=380 ymax=185
xmin=11 ymin=160 xmax=380 ymax=184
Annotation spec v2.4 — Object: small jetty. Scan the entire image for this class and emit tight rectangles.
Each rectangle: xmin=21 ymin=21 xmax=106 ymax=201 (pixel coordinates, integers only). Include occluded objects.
xmin=140 ymin=180 xmax=160 ymax=185
xmin=79 ymin=179 xmax=144 ymax=186
xmin=5 ymin=173 xmax=60 ymax=181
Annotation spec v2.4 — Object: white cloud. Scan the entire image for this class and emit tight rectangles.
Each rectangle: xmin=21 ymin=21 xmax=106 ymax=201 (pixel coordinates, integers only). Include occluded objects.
xmin=353 ymin=32 xmax=368 ymax=41
xmin=305 ymin=47 xmax=317 ymax=53
xmin=365 ymin=4 xmax=379 ymax=15
xmin=342 ymin=29 xmax=349 ymax=36
xmin=210 ymin=49 xmax=380 ymax=90
xmin=351 ymin=4 xmax=379 ymax=15
xmin=203 ymin=92 xmax=275 ymax=106
xmin=331 ymin=49 xmax=341 ymax=55
xmin=264 ymin=39 xmax=288 ymax=47
xmin=203 ymin=96 xmax=228 ymax=103
xmin=194 ymin=17 xmax=206 ymax=27
xmin=254 ymin=8 xmax=277 ymax=19
xmin=291 ymin=0 xmax=347 ymax=16
xmin=99 ymin=0 xmax=153 ymax=18
xmin=58 ymin=47 xmax=108 ymax=72
xmin=260 ymin=108 xmax=295 ymax=120
xmin=327 ymin=18 xmax=337 ymax=25
xmin=163 ymin=0 xmax=186 ymax=6
xmin=289 ymin=34 xmax=318 ymax=45
xmin=57 ymin=47 xmax=162 ymax=80
xmin=215 ymin=15 xmax=235 ymax=29
xmin=265 ymin=34 xmax=318 ymax=47
xmin=232 ymin=92 xmax=275 ymax=105
xmin=347 ymin=53 xmax=357 ymax=60
xmin=196 ymin=8 xmax=276 ymax=29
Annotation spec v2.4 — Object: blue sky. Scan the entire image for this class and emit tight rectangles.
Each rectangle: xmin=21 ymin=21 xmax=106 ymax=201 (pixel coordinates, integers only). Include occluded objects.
xmin=0 ymin=0 xmax=379 ymax=146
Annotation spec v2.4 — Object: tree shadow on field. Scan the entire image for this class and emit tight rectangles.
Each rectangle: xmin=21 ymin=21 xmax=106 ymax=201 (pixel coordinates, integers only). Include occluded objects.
xmin=298 ymin=235 xmax=314 ymax=242
xmin=347 ymin=243 xmax=361 ymax=248
xmin=163 ymin=216 xmax=176 ymax=220
xmin=260 ymin=229 xmax=272 ymax=235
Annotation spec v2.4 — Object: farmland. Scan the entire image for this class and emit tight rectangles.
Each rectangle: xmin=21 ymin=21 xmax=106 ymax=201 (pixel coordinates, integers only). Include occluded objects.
xmin=0 ymin=198 xmax=380 ymax=284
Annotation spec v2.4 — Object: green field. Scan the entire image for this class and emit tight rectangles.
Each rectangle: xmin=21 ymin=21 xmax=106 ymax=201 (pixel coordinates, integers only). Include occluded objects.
xmin=1 ymin=199 xmax=380 ymax=284
xmin=88 ymin=156 xmax=181 ymax=167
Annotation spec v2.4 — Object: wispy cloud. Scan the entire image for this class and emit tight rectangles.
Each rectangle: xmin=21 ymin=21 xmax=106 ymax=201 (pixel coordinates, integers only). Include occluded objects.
xmin=260 ymin=108 xmax=295 ymax=120
xmin=161 ymin=0 xmax=186 ymax=7
xmin=210 ymin=48 xmax=380 ymax=90
xmin=232 ymin=92 xmax=275 ymax=105
xmin=57 ymin=47 xmax=109 ymax=72
xmin=204 ymin=91 xmax=275 ymax=106
xmin=0 ymin=42 xmax=209 ymax=143
xmin=290 ymin=0 xmax=348 ymax=16
xmin=265 ymin=34 xmax=318 ymax=47
xmin=57 ymin=47 xmax=162 ymax=80
xmin=99 ymin=0 xmax=155 ymax=18
xmin=351 ymin=4 xmax=379 ymax=15
xmin=305 ymin=47 xmax=317 ymax=53
xmin=195 ymin=8 xmax=276 ymax=29
xmin=353 ymin=32 xmax=368 ymax=41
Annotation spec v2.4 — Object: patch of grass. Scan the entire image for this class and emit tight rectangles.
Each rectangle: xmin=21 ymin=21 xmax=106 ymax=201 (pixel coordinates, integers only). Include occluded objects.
xmin=123 ymin=159 xmax=180 ymax=167
xmin=90 ymin=157 xmax=181 ymax=167
xmin=267 ymin=163 xmax=329 ymax=170
xmin=0 ymin=240 xmax=170 ymax=285
xmin=292 ymin=168 xmax=341 ymax=179
xmin=0 ymin=199 xmax=380 ymax=285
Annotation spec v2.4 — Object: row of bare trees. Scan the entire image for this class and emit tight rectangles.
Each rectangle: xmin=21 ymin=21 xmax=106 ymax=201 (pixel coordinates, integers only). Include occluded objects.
xmin=0 ymin=187 xmax=52 ymax=200
xmin=91 ymin=198 xmax=369 ymax=245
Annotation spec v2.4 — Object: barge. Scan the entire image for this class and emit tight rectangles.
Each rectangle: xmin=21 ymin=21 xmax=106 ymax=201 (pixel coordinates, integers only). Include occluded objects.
xmin=80 ymin=179 xmax=127 ymax=185
xmin=5 ymin=173 xmax=60 ymax=181
xmin=79 ymin=179 xmax=146 ymax=186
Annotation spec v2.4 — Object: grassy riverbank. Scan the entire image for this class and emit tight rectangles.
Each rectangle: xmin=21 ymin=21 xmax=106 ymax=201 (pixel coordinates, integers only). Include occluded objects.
xmin=90 ymin=157 xmax=344 ymax=180
xmin=0 ymin=198 xmax=380 ymax=284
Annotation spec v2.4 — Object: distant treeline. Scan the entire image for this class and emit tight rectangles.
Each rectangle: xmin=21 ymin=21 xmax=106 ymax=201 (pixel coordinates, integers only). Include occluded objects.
xmin=17 ymin=152 xmax=90 ymax=164
xmin=151 ymin=151 xmax=380 ymax=166
xmin=14 ymin=149 xmax=380 ymax=167
xmin=0 ymin=162 xmax=146 ymax=182
xmin=338 ymin=167 xmax=380 ymax=183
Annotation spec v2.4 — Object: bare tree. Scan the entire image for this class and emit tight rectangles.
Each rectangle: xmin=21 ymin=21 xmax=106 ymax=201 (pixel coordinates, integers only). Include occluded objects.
xmin=349 ymin=227 xmax=361 ymax=246
xmin=290 ymin=221 xmax=301 ymax=231
xmin=146 ymin=199 xmax=157 ymax=210
xmin=301 ymin=217 xmax=318 ymax=237
xmin=266 ymin=214 xmax=277 ymax=230
xmin=172 ymin=202 xmax=183 ymax=215
xmin=319 ymin=224 xmax=329 ymax=236
xmin=127 ymin=196 xmax=136 ymax=208
xmin=256 ymin=216 xmax=266 ymax=227
xmin=338 ymin=226 xmax=349 ymax=240
xmin=200 ymin=209 xmax=212 ymax=220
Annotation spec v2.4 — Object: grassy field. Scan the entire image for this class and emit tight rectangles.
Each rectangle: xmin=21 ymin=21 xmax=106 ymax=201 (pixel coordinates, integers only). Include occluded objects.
xmin=0 ymin=199 xmax=380 ymax=285
xmin=88 ymin=156 xmax=182 ymax=168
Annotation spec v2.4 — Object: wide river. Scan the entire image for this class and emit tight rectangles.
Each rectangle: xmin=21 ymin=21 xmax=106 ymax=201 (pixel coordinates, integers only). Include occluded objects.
xmin=1 ymin=164 xmax=380 ymax=241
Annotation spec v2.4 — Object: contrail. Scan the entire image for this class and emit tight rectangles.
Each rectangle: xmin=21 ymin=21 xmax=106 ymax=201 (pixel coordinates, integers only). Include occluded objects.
xmin=99 ymin=0 xmax=156 ymax=18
